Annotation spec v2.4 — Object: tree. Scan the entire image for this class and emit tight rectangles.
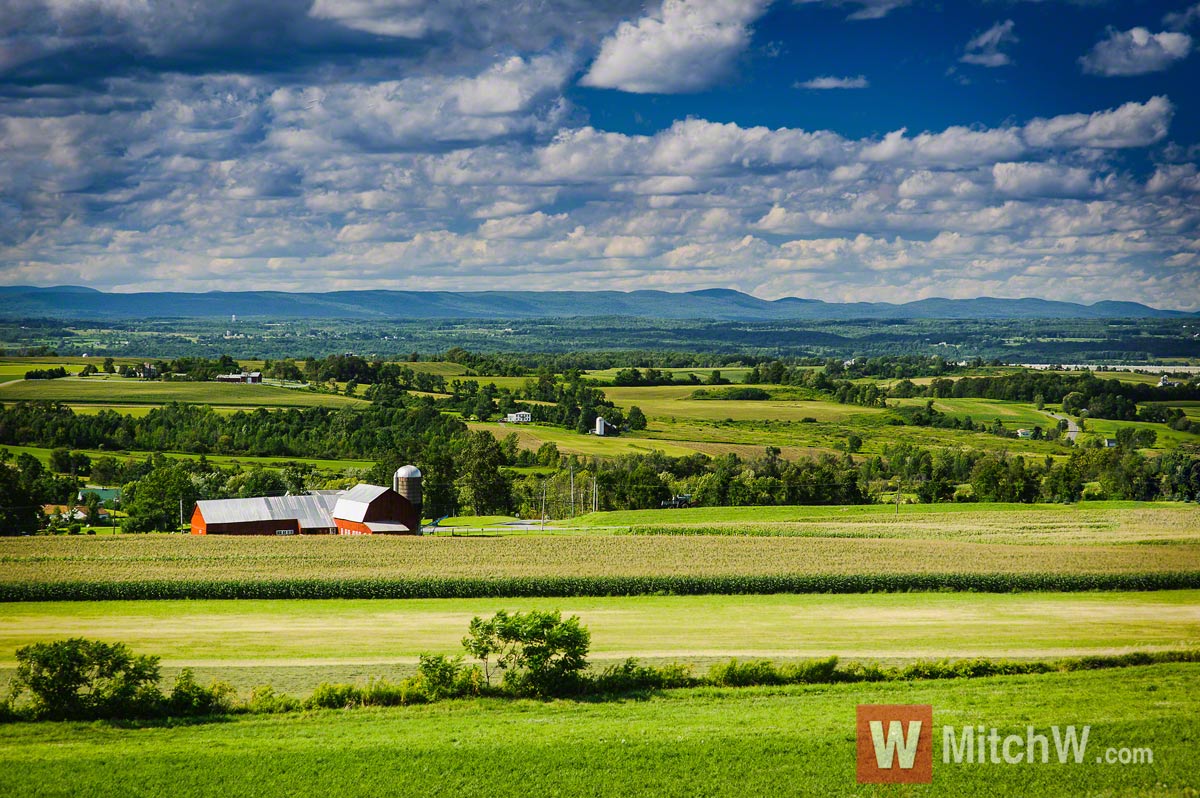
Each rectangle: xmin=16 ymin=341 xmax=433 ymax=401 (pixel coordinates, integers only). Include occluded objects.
xmin=461 ymin=610 xmax=590 ymax=695
xmin=103 ymin=357 xmax=115 ymax=374
xmin=459 ymin=431 xmax=511 ymax=515
xmin=0 ymin=464 xmax=39 ymax=535
xmin=845 ymin=434 xmax=863 ymax=454
xmin=121 ymin=464 xmax=197 ymax=533
xmin=12 ymin=638 xmax=162 ymax=720
xmin=627 ymin=406 xmax=647 ymax=430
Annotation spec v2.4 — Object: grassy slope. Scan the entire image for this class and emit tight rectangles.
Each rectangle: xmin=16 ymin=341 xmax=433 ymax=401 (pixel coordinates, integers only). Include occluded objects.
xmin=0 ymin=377 xmax=367 ymax=408
xmin=0 ymin=665 xmax=1193 ymax=797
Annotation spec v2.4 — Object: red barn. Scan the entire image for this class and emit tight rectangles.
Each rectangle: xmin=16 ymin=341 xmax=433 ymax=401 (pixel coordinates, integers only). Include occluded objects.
xmin=191 ymin=495 xmax=339 ymax=535
xmin=332 ymin=484 xmax=419 ymax=535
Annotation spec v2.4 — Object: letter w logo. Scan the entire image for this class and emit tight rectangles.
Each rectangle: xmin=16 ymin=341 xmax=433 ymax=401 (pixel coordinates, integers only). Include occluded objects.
xmin=870 ymin=720 xmax=922 ymax=769
xmin=857 ymin=705 xmax=933 ymax=784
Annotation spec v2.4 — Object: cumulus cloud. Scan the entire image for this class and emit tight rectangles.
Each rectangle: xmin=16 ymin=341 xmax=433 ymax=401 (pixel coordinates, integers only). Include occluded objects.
xmin=961 ymin=20 xmax=1017 ymax=67
xmin=796 ymin=75 xmax=869 ymax=89
xmin=580 ymin=0 xmax=769 ymax=93
xmin=1021 ymin=96 xmax=1173 ymax=149
xmin=1079 ymin=27 xmax=1192 ymax=76
xmin=0 ymin=2 xmax=1196 ymax=309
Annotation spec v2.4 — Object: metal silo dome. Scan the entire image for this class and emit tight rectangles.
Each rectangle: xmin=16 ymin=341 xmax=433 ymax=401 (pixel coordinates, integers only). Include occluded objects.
xmin=395 ymin=465 xmax=422 ymax=478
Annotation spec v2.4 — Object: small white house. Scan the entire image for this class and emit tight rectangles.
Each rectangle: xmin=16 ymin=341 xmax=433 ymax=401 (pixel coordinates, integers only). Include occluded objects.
xmin=1016 ymin=428 xmax=1033 ymax=439
xmin=505 ymin=411 xmax=532 ymax=424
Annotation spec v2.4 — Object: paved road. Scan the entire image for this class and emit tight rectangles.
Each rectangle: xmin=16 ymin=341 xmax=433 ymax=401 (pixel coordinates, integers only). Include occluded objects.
xmin=1045 ymin=411 xmax=1080 ymax=442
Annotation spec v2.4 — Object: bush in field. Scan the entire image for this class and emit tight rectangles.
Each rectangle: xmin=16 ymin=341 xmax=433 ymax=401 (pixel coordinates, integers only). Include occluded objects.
xmin=463 ymin=609 xmax=590 ymax=696
xmin=416 ymin=654 xmax=465 ymax=700
xmin=12 ymin=638 xmax=163 ymax=720
xmin=708 ymin=659 xmax=786 ymax=687
xmin=591 ymin=658 xmax=696 ymax=694
xmin=248 ymin=685 xmax=301 ymax=714
xmin=167 ymin=669 xmax=237 ymax=716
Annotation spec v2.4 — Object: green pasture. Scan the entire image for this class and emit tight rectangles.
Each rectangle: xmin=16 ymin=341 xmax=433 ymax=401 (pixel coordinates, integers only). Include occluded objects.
xmin=0 ymin=665 xmax=1194 ymax=797
xmin=467 ymin=421 xmax=703 ymax=458
xmin=568 ymin=500 xmax=1200 ymax=542
xmin=891 ymin=397 xmax=1054 ymax=426
xmin=0 ymin=376 xmax=368 ymax=408
xmin=601 ymin=384 xmax=880 ymax=422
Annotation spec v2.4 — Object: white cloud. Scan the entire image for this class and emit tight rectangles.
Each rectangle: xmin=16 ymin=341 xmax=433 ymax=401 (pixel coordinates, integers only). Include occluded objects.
xmin=793 ymin=0 xmax=910 ymax=21
xmin=1079 ymin=27 xmax=1192 ymax=76
xmin=1022 ymin=96 xmax=1173 ymax=149
xmin=1163 ymin=2 xmax=1200 ymax=32
xmin=961 ymin=19 xmax=1017 ymax=67
xmin=580 ymin=0 xmax=769 ymax=93
xmin=796 ymin=75 xmax=869 ymax=89
xmin=992 ymin=162 xmax=1095 ymax=198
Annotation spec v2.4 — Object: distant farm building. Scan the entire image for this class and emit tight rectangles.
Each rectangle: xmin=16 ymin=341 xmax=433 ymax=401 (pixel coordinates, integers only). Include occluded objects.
xmin=190 ymin=466 xmax=423 ymax=535
xmin=1016 ymin=428 xmax=1033 ymax=439
xmin=505 ymin=411 xmax=532 ymax=424
xmin=594 ymin=416 xmax=618 ymax=436
xmin=215 ymin=371 xmax=263 ymax=384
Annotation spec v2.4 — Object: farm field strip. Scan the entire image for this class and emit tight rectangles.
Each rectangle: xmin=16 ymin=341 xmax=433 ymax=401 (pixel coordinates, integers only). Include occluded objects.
xmin=0 ymin=377 xmax=367 ymax=408
xmin=1 ymin=592 xmax=1195 ymax=669
xmin=0 ymin=665 xmax=1195 ymax=797
xmin=2 ymin=526 xmax=1199 ymax=587
xmin=0 ymin=443 xmax=373 ymax=472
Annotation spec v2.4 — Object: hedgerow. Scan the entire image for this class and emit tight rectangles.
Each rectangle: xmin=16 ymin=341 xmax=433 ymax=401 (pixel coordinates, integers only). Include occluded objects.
xmin=4 ymin=571 xmax=1198 ymax=601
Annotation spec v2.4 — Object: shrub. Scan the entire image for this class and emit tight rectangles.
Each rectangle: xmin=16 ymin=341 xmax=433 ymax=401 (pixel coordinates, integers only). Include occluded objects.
xmin=707 ymin=659 xmax=784 ymax=687
xmin=361 ymin=678 xmax=425 ymax=707
xmin=248 ymin=685 xmax=301 ymax=714
xmin=306 ymin=683 xmax=363 ymax=710
xmin=416 ymin=654 xmax=463 ymax=700
xmin=780 ymin=656 xmax=840 ymax=684
xmin=12 ymin=638 xmax=163 ymax=720
xmin=167 ymin=669 xmax=236 ymax=716
xmin=591 ymin=658 xmax=697 ymax=694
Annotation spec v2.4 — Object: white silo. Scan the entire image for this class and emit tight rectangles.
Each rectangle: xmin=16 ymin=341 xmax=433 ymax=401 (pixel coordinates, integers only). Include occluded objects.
xmin=393 ymin=464 xmax=422 ymax=512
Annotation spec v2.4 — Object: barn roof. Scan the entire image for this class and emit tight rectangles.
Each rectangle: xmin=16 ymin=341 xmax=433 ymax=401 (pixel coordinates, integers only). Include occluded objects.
xmin=332 ymin=484 xmax=393 ymax=523
xmin=195 ymin=495 xmax=337 ymax=530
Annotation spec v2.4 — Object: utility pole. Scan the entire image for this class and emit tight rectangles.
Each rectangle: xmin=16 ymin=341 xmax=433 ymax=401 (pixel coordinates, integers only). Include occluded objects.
xmin=179 ymin=498 xmax=184 ymax=531
xmin=895 ymin=477 xmax=902 ymax=516
xmin=569 ymin=466 xmax=575 ymax=518
xmin=540 ymin=480 xmax=547 ymax=533
xmin=592 ymin=474 xmax=598 ymax=513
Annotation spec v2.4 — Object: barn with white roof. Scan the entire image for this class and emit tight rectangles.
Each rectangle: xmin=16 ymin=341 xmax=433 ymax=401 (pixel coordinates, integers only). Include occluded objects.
xmin=189 ymin=466 xmax=423 ymax=536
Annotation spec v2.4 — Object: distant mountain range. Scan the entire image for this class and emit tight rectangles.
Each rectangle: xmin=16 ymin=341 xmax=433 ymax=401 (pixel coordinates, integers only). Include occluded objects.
xmin=0 ymin=285 xmax=1193 ymax=321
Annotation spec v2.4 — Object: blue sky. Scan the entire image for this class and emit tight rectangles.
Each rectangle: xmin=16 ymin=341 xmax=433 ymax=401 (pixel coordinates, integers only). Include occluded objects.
xmin=1 ymin=0 xmax=1198 ymax=308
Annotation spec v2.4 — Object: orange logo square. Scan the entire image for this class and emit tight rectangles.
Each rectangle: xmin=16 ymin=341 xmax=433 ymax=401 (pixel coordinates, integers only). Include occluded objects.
xmin=856 ymin=704 xmax=933 ymax=783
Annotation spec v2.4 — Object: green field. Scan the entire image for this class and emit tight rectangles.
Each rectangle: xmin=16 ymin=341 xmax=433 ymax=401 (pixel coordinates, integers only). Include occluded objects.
xmin=0 ymin=664 xmax=1193 ymax=797
xmin=0 ymin=377 xmax=368 ymax=408
xmin=468 ymin=421 xmax=706 ymax=457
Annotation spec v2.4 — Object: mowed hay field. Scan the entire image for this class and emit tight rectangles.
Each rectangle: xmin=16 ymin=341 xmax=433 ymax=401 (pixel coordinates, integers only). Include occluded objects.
xmin=2 ymin=592 xmax=1195 ymax=676
xmin=570 ymin=502 xmax=1200 ymax=544
xmin=0 ymin=377 xmax=368 ymax=408
xmin=0 ymin=665 xmax=1196 ymax=797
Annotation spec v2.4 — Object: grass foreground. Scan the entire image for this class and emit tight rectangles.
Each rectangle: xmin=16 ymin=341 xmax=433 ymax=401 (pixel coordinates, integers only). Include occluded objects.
xmin=0 ymin=663 xmax=1193 ymax=797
